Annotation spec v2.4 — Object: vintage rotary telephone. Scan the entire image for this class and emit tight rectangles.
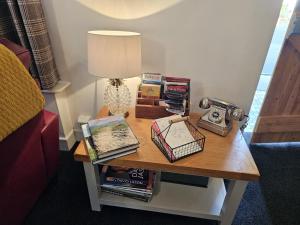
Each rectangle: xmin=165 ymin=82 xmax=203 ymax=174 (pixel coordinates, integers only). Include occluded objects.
xmin=197 ymin=97 xmax=246 ymax=136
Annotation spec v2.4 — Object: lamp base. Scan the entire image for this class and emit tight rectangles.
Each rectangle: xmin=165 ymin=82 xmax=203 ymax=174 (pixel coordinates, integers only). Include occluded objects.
xmin=104 ymin=79 xmax=131 ymax=117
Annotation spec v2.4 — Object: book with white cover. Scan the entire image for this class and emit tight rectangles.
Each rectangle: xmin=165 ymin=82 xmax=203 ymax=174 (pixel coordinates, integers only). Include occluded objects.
xmin=88 ymin=116 xmax=139 ymax=156
xmin=81 ymin=116 xmax=139 ymax=164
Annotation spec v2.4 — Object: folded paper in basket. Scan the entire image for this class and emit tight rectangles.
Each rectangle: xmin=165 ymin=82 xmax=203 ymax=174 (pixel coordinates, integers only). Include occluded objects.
xmin=152 ymin=115 xmax=201 ymax=159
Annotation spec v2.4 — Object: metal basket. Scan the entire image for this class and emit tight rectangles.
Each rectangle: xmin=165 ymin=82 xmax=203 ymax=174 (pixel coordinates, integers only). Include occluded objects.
xmin=151 ymin=116 xmax=205 ymax=163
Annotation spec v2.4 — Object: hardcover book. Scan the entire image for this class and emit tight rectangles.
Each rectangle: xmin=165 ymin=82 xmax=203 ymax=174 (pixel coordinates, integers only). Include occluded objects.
xmin=88 ymin=116 xmax=139 ymax=158
xmin=81 ymin=124 xmax=137 ymax=164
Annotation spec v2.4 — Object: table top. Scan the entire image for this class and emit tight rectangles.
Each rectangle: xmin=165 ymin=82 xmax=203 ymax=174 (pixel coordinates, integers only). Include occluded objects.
xmin=74 ymin=107 xmax=260 ymax=181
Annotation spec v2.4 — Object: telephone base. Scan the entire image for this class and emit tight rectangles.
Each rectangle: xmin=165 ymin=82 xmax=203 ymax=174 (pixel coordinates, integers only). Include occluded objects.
xmin=197 ymin=119 xmax=232 ymax=137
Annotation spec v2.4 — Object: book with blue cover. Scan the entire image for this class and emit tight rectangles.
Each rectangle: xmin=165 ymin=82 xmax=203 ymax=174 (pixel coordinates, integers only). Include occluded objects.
xmin=142 ymin=73 xmax=162 ymax=85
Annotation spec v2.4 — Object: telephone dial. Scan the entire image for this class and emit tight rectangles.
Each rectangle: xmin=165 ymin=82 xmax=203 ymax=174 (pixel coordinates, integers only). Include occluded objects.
xmin=198 ymin=97 xmax=245 ymax=136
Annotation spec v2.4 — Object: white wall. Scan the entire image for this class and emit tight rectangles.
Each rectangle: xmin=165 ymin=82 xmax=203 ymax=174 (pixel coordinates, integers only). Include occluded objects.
xmin=42 ymin=0 xmax=282 ymax=130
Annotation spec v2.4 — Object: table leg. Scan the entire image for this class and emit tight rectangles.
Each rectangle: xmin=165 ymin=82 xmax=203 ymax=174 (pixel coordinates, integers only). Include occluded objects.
xmin=83 ymin=162 xmax=102 ymax=211
xmin=220 ymin=180 xmax=248 ymax=225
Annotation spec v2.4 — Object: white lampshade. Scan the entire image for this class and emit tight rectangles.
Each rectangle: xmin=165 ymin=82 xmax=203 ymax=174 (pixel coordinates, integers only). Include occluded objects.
xmin=87 ymin=30 xmax=141 ymax=79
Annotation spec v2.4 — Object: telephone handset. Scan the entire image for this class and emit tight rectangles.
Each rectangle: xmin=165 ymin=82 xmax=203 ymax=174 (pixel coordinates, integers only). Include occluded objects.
xmin=198 ymin=97 xmax=245 ymax=136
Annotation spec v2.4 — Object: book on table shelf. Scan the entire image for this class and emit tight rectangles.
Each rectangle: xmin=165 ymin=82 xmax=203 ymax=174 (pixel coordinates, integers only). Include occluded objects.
xmin=81 ymin=115 xmax=139 ymax=165
xmin=99 ymin=166 xmax=156 ymax=202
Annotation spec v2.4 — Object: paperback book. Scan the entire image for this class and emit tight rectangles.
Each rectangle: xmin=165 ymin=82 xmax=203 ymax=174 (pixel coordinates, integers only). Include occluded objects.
xmin=142 ymin=73 xmax=162 ymax=85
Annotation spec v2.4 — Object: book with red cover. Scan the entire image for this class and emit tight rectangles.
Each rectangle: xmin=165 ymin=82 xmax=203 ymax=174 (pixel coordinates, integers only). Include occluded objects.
xmin=165 ymin=76 xmax=191 ymax=83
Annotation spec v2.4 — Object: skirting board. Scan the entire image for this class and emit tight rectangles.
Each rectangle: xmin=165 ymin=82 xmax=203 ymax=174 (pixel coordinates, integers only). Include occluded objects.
xmin=74 ymin=128 xmax=84 ymax=141
xmin=59 ymin=129 xmax=76 ymax=151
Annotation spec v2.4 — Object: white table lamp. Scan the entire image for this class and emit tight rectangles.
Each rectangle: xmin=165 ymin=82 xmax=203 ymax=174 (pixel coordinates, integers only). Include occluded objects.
xmin=88 ymin=30 xmax=141 ymax=116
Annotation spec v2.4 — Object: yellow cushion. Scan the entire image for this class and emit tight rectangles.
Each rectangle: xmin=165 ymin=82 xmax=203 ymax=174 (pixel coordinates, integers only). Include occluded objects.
xmin=0 ymin=44 xmax=45 ymax=141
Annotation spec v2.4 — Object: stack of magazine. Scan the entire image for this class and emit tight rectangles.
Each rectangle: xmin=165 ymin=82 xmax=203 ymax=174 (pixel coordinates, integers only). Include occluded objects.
xmin=100 ymin=166 xmax=156 ymax=202
xmin=163 ymin=76 xmax=190 ymax=115
xmin=81 ymin=115 xmax=139 ymax=164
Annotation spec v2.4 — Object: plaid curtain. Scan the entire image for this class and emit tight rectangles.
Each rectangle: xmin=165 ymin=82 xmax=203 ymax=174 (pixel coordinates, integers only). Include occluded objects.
xmin=0 ymin=0 xmax=59 ymax=89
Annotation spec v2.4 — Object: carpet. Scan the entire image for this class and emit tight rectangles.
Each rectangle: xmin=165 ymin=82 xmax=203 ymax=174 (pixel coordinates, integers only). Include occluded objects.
xmin=23 ymin=143 xmax=300 ymax=225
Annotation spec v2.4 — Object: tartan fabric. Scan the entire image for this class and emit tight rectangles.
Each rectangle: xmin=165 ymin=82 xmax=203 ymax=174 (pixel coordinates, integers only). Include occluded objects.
xmin=1 ymin=0 xmax=40 ymax=82
xmin=0 ymin=0 xmax=59 ymax=89
xmin=0 ymin=2 xmax=19 ymax=43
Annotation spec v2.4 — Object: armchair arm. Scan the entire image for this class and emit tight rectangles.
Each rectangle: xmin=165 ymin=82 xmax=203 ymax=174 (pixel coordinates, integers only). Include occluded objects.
xmin=0 ymin=38 xmax=31 ymax=70
xmin=41 ymin=110 xmax=59 ymax=179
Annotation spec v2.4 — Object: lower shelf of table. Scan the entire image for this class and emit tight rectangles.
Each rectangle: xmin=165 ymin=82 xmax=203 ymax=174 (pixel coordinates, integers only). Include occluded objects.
xmin=98 ymin=177 xmax=226 ymax=221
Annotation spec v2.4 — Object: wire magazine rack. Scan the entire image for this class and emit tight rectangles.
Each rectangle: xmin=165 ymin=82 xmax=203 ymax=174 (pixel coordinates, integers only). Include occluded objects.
xmin=151 ymin=116 xmax=205 ymax=163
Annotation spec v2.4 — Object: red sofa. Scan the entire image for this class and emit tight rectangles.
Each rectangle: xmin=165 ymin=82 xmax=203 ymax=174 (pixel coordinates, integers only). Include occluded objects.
xmin=0 ymin=39 xmax=59 ymax=225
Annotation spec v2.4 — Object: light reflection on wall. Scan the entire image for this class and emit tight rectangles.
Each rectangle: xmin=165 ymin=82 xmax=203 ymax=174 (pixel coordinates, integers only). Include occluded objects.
xmin=76 ymin=0 xmax=182 ymax=19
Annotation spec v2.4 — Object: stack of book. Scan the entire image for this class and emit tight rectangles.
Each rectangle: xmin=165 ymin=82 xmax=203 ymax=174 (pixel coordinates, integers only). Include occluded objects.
xmin=82 ymin=115 xmax=139 ymax=164
xmin=100 ymin=166 xmax=156 ymax=202
xmin=163 ymin=76 xmax=190 ymax=115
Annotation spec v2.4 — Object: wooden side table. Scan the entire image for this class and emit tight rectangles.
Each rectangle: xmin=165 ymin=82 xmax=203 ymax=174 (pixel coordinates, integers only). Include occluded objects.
xmin=74 ymin=107 xmax=260 ymax=225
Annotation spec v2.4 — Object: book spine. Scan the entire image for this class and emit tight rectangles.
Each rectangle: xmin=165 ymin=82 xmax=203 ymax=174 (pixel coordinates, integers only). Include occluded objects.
xmin=142 ymin=73 xmax=162 ymax=82
xmin=142 ymin=80 xmax=161 ymax=85
xmin=81 ymin=124 xmax=98 ymax=162
xmin=165 ymin=76 xmax=190 ymax=83
xmin=92 ymin=148 xmax=137 ymax=165
xmin=167 ymin=85 xmax=188 ymax=92
xmin=104 ymin=177 xmax=148 ymax=186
